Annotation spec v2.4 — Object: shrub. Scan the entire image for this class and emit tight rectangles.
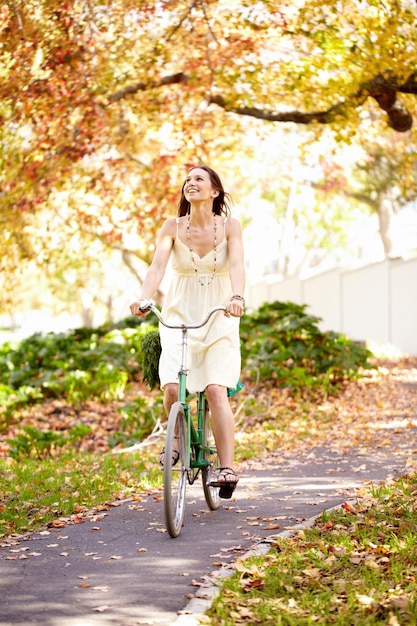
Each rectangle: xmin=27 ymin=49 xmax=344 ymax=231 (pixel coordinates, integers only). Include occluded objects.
xmin=109 ymin=395 xmax=164 ymax=449
xmin=7 ymin=424 xmax=92 ymax=461
xmin=240 ymin=301 xmax=372 ymax=393
xmin=0 ymin=318 xmax=151 ymax=407
xmin=0 ymin=301 xmax=373 ymax=425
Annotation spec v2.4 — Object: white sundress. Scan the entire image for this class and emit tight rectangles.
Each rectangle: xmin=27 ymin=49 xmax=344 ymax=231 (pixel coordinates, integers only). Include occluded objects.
xmin=158 ymin=217 xmax=241 ymax=394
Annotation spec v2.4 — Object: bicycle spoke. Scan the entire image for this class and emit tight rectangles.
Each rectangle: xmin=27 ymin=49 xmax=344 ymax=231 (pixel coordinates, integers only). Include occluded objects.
xmin=163 ymin=402 xmax=187 ymax=537
xmin=201 ymin=399 xmax=220 ymax=510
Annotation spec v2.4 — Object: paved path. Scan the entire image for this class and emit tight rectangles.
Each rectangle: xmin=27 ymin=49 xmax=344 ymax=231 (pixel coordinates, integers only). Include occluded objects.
xmin=0 ymin=441 xmax=410 ymax=626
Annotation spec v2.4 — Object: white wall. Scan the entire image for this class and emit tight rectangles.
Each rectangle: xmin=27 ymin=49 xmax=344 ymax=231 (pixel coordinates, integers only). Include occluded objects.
xmin=302 ymin=269 xmax=341 ymax=332
xmin=341 ymin=263 xmax=390 ymax=344
xmin=246 ymin=258 xmax=417 ymax=356
xmin=391 ymin=260 xmax=417 ymax=356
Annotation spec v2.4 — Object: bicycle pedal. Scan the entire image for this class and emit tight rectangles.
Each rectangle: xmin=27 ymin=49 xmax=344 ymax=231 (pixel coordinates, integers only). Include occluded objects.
xmin=219 ymin=485 xmax=235 ymax=499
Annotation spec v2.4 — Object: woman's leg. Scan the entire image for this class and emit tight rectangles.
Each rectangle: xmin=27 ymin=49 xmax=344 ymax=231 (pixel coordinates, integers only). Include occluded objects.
xmin=163 ymin=383 xmax=178 ymax=416
xmin=205 ymin=384 xmax=236 ymax=471
xmin=159 ymin=383 xmax=179 ymax=465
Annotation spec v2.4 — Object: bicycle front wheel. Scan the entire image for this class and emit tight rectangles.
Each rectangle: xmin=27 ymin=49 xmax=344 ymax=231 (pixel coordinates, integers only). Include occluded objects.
xmin=164 ymin=401 xmax=187 ymax=538
xmin=201 ymin=401 xmax=221 ymax=510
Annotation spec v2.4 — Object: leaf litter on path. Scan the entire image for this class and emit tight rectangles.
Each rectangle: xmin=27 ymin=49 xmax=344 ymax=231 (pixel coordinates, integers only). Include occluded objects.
xmin=238 ymin=358 xmax=417 ymax=474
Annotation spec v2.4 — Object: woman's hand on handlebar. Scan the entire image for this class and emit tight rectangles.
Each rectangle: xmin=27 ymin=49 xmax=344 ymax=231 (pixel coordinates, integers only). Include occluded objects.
xmin=130 ymin=299 xmax=152 ymax=318
xmin=227 ymin=296 xmax=245 ymax=318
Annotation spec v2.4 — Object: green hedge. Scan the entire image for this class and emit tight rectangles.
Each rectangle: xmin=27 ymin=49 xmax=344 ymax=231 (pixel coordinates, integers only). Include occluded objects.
xmin=0 ymin=316 xmax=155 ymax=419
xmin=0 ymin=301 xmax=372 ymax=420
xmin=240 ymin=301 xmax=372 ymax=391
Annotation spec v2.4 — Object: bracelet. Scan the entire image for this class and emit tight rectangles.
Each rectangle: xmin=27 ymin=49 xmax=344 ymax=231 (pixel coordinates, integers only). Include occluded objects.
xmin=231 ymin=294 xmax=245 ymax=307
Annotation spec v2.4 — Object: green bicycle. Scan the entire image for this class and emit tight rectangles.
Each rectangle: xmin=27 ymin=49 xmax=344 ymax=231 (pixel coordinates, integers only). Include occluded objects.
xmin=140 ymin=301 xmax=227 ymax=538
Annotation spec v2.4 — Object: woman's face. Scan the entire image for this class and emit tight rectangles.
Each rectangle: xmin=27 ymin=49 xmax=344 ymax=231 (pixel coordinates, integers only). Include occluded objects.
xmin=183 ymin=168 xmax=217 ymax=202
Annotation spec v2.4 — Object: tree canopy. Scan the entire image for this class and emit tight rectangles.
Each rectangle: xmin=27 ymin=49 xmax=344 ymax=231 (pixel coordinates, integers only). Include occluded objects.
xmin=1 ymin=0 xmax=416 ymax=316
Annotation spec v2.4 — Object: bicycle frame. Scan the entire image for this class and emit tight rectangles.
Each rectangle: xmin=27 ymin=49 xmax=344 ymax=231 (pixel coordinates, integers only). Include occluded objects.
xmin=140 ymin=301 xmax=227 ymax=478
xmin=139 ymin=300 xmax=227 ymax=536
xmin=174 ymin=324 xmax=207 ymax=477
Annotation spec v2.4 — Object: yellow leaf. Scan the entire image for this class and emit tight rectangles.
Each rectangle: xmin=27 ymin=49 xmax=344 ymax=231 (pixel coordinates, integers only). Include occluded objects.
xmin=356 ymin=594 xmax=375 ymax=606
xmin=303 ymin=567 xmax=322 ymax=579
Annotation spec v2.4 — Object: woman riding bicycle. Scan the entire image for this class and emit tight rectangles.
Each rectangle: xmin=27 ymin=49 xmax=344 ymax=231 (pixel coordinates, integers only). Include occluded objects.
xmin=130 ymin=165 xmax=245 ymax=497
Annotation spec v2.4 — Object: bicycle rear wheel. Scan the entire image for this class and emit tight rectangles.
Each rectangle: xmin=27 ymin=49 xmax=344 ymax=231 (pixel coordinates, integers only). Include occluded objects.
xmin=164 ymin=401 xmax=187 ymax=538
xmin=201 ymin=400 xmax=221 ymax=510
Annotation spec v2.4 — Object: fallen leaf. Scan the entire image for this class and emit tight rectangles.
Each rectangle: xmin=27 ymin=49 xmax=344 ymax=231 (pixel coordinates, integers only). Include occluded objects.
xmin=342 ymin=502 xmax=357 ymax=514
xmin=49 ymin=520 xmax=66 ymax=529
xmin=356 ymin=594 xmax=375 ymax=606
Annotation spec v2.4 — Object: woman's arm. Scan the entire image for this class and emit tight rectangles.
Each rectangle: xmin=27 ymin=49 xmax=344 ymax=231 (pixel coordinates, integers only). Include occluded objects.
xmin=227 ymin=218 xmax=245 ymax=317
xmin=130 ymin=219 xmax=175 ymax=316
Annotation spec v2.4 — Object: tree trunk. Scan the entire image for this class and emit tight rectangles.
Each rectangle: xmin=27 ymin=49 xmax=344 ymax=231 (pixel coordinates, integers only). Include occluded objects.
xmin=377 ymin=196 xmax=394 ymax=257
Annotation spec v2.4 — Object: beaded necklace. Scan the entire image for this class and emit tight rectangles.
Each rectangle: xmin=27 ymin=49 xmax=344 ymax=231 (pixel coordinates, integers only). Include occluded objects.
xmin=186 ymin=212 xmax=217 ymax=285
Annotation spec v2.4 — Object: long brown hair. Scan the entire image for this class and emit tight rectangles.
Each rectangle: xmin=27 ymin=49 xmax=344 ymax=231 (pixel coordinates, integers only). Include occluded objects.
xmin=177 ymin=165 xmax=232 ymax=217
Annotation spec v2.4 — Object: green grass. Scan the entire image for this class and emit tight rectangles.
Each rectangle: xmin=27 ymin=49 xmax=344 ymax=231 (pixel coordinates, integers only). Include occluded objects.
xmin=0 ymin=449 xmax=162 ymax=537
xmin=204 ymin=474 xmax=417 ymax=625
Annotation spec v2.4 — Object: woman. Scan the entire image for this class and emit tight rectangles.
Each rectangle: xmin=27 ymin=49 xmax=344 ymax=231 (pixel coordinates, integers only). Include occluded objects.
xmin=130 ymin=165 xmax=245 ymax=498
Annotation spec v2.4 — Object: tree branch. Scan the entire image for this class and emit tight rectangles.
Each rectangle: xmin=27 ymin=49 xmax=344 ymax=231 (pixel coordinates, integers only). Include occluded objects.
xmin=208 ymin=95 xmax=348 ymax=125
xmin=397 ymin=72 xmax=417 ymax=95
xmin=106 ymin=71 xmax=416 ymax=131
xmin=108 ymin=73 xmax=188 ymax=103
xmin=366 ymin=72 xmax=416 ymax=132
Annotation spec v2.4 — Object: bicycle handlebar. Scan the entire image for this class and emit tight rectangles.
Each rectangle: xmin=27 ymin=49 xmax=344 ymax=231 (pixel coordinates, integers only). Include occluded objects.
xmin=139 ymin=300 xmax=228 ymax=330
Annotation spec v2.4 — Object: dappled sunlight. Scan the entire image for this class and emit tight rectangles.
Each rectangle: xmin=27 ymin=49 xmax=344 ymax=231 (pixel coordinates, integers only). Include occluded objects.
xmin=234 ymin=358 xmax=417 ymax=475
xmin=242 ymin=473 xmax=366 ymax=493
xmin=368 ymin=418 xmax=417 ymax=430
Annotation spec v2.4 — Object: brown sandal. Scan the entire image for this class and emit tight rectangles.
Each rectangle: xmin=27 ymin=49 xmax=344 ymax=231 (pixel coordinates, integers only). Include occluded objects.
xmin=210 ymin=467 xmax=239 ymax=499
xmin=159 ymin=437 xmax=180 ymax=467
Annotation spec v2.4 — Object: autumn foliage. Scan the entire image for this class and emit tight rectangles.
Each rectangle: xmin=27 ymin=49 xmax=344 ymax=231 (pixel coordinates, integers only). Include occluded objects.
xmin=2 ymin=1 xmax=417 ymax=262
